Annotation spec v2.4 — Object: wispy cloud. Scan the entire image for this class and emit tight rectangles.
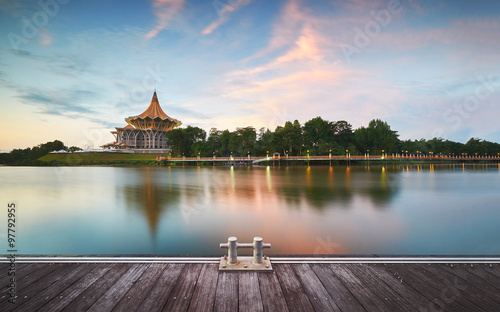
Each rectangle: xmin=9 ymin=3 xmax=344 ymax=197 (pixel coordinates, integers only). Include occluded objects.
xmin=15 ymin=87 xmax=99 ymax=116
xmin=201 ymin=0 xmax=252 ymax=35
xmin=145 ymin=0 xmax=184 ymax=40
xmin=9 ymin=48 xmax=94 ymax=77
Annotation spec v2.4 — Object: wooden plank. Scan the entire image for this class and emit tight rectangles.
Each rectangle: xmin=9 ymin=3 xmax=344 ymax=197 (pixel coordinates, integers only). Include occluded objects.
xmin=188 ymin=263 xmax=219 ymax=312
xmin=5 ymin=264 xmax=78 ymax=308
xmin=345 ymin=264 xmax=417 ymax=312
xmin=12 ymin=263 xmax=95 ymax=312
xmin=383 ymin=263 xmax=471 ymax=312
xmin=258 ymin=271 xmax=289 ymax=312
xmin=420 ymin=264 xmax=500 ymax=310
xmin=274 ymin=263 xmax=314 ymax=312
xmin=310 ymin=263 xmax=365 ymax=312
xmin=292 ymin=263 xmax=341 ymax=312
xmin=484 ymin=263 xmax=500 ymax=279
xmin=365 ymin=263 xmax=435 ymax=311
xmin=330 ymin=264 xmax=393 ymax=312
xmin=442 ymin=264 xmax=500 ymax=292
xmin=465 ymin=264 xmax=500 ymax=282
xmin=87 ymin=263 xmax=150 ymax=311
xmin=162 ymin=263 xmax=203 ymax=311
xmin=37 ymin=263 xmax=112 ymax=312
xmin=238 ymin=272 xmax=264 ymax=312
xmin=0 ymin=263 xmax=43 ymax=298
xmin=411 ymin=263 xmax=495 ymax=311
xmin=214 ymin=272 xmax=238 ymax=312
xmin=61 ymin=263 xmax=133 ymax=312
xmin=137 ymin=263 xmax=185 ymax=311
xmin=112 ymin=263 xmax=168 ymax=312
xmin=0 ymin=263 xmax=61 ymax=297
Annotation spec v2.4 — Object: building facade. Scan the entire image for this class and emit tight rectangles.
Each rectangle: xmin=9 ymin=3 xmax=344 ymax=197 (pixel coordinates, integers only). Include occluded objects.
xmin=103 ymin=91 xmax=181 ymax=151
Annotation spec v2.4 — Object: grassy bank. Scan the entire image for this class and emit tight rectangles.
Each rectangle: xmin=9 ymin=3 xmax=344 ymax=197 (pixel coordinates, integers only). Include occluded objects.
xmin=38 ymin=152 xmax=159 ymax=165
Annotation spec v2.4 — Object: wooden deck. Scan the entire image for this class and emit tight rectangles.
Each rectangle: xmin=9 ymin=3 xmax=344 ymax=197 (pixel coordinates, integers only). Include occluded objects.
xmin=1 ymin=261 xmax=499 ymax=311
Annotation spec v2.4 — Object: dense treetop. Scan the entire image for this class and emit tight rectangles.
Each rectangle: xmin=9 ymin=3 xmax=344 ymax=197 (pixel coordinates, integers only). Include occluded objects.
xmin=165 ymin=118 xmax=500 ymax=157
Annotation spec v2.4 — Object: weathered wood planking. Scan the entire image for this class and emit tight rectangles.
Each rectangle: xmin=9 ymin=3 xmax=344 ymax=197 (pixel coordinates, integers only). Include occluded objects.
xmin=0 ymin=262 xmax=498 ymax=311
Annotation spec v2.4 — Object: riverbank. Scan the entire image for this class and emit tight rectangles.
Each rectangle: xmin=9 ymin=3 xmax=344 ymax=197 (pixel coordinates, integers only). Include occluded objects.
xmin=37 ymin=152 xmax=159 ymax=165
xmin=5 ymin=152 xmax=500 ymax=166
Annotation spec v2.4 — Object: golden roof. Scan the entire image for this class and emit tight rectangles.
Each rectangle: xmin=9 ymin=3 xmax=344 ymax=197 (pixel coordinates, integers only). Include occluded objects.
xmin=125 ymin=91 xmax=181 ymax=131
xmin=139 ymin=91 xmax=170 ymax=119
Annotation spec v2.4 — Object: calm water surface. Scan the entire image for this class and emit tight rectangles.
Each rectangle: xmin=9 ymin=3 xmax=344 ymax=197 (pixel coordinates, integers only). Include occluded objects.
xmin=1 ymin=164 xmax=499 ymax=255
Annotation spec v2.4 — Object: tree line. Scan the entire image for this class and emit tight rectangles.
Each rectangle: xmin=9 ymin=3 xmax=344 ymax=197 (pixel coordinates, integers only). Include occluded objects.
xmin=0 ymin=140 xmax=82 ymax=165
xmin=165 ymin=117 xmax=500 ymax=157
xmin=2 ymin=118 xmax=500 ymax=164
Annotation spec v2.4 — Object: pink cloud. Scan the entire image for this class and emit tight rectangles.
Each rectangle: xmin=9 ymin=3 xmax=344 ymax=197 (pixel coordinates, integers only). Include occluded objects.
xmin=145 ymin=0 xmax=184 ymax=40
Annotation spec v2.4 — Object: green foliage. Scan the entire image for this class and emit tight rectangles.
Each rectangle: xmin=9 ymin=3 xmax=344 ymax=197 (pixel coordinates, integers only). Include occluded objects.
xmin=165 ymin=126 xmax=206 ymax=156
xmin=0 ymin=140 xmax=67 ymax=164
xmin=354 ymin=119 xmax=399 ymax=154
xmin=69 ymin=146 xmax=82 ymax=152
xmin=160 ymin=118 xmax=500 ymax=158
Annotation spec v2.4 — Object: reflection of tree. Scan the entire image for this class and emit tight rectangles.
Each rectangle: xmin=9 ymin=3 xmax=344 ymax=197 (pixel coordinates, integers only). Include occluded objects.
xmin=273 ymin=166 xmax=400 ymax=209
xmin=118 ymin=168 xmax=180 ymax=238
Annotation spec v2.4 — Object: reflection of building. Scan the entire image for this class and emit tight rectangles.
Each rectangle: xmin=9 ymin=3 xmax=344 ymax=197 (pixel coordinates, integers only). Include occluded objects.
xmin=102 ymin=91 xmax=181 ymax=151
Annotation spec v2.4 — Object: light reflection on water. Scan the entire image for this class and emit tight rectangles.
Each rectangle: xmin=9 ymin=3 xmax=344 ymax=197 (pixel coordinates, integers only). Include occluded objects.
xmin=0 ymin=164 xmax=499 ymax=255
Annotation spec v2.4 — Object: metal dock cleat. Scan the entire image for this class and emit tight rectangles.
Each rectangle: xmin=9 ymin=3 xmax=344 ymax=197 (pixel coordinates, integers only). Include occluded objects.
xmin=219 ymin=236 xmax=272 ymax=271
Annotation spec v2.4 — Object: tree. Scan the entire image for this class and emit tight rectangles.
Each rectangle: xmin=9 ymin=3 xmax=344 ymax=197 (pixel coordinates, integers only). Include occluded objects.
xmin=165 ymin=126 xmax=206 ymax=156
xmin=69 ymin=146 xmax=82 ymax=152
xmin=256 ymin=128 xmax=274 ymax=155
xmin=355 ymin=119 xmax=399 ymax=154
xmin=331 ymin=120 xmax=354 ymax=148
xmin=278 ymin=120 xmax=303 ymax=155
xmin=207 ymin=128 xmax=222 ymax=155
xmin=228 ymin=127 xmax=256 ymax=156
xmin=303 ymin=117 xmax=332 ymax=153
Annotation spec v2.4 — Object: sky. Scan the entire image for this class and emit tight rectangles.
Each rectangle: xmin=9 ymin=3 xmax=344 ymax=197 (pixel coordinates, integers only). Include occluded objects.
xmin=0 ymin=0 xmax=500 ymax=151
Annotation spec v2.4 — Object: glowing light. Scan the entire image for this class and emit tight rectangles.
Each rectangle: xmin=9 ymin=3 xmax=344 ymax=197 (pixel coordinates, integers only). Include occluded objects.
xmin=230 ymin=166 xmax=235 ymax=192
xmin=266 ymin=166 xmax=272 ymax=191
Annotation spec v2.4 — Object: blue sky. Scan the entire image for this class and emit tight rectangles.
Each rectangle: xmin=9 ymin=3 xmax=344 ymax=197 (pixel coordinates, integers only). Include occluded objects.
xmin=1 ymin=0 xmax=499 ymax=150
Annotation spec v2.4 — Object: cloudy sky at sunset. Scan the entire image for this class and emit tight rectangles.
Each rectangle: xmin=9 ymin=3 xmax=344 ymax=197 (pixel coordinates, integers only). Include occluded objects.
xmin=1 ymin=0 xmax=499 ymax=151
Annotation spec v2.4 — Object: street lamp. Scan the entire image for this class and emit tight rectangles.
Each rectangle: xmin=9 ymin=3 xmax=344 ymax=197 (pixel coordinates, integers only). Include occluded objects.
xmin=266 ymin=150 xmax=269 ymax=158
xmin=307 ymin=150 xmax=310 ymax=158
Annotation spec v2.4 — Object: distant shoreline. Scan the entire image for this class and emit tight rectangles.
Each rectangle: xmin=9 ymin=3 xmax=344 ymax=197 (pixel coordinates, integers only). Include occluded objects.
xmin=2 ymin=152 xmax=497 ymax=167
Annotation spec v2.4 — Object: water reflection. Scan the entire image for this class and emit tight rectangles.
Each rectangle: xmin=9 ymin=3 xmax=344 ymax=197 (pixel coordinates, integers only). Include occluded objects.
xmin=118 ymin=167 xmax=180 ymax=237
xmin=2 ymin=163 xmax=499 ymax=255
xmin=117 ymin=165 xmax=408 ymax=237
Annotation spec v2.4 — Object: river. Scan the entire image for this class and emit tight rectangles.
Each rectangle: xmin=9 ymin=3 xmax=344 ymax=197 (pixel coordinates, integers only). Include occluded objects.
xmin=1 ymin=164 xmax=499 ymax=255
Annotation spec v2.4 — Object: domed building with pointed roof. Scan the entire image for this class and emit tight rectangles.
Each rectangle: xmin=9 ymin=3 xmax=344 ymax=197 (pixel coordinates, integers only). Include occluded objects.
xmin=103 ymin=91 xmax=181 ymax=152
